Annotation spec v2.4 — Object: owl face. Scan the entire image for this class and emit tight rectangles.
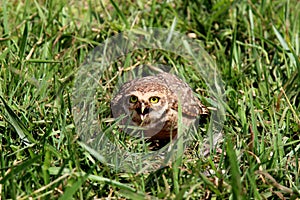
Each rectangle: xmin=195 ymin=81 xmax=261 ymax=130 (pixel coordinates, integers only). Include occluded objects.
xmin=123 ymin=90 xmax=169 ymax=129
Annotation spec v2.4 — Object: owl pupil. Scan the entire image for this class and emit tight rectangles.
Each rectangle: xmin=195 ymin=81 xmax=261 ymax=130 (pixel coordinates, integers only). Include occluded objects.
xmin=150 ymin=96 xmax=159 ymax=103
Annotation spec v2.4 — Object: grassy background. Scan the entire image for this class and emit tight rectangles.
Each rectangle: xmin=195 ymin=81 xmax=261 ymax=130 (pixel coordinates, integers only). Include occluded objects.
xmin=0 ymin=0 xmax=299 ymax=199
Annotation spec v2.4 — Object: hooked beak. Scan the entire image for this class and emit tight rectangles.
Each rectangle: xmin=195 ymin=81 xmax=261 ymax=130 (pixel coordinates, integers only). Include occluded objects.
xmin=141 ymin=103 xmax=146 ymax=114
xmin=140 ymin=103 xmax=147 ymax=121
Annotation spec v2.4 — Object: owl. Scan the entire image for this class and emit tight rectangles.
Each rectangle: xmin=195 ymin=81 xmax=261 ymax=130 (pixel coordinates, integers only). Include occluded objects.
xmin=111 ymin=72 xmax=209 ymax=147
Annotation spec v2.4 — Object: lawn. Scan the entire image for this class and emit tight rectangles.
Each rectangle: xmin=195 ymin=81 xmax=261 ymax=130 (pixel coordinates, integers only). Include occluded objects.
xmin=0 ymin=0 xmax=299 ymax=199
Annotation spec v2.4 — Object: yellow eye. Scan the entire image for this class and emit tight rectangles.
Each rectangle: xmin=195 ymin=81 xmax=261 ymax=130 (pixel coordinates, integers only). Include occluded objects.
xmin=129 ymin=95 xmax=138 ymax=103
xmin=149 ymin=96 xmax=160 ymax=104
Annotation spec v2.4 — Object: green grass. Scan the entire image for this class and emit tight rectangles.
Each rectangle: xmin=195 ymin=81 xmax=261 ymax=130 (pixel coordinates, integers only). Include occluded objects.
xmin=0 ymin=0 xmax=299 ymax=199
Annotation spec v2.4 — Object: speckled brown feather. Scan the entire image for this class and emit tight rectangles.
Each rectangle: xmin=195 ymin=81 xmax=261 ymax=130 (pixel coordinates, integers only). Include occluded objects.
xmin=111 ymin=72 xmax=209 ymax=147
xmin=155 ymin=72 xmax=209 ymax=116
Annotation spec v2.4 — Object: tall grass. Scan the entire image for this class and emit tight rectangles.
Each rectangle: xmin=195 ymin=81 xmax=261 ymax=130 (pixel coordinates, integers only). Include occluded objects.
xmin=0 ymin=0 xmax=299 ymax=199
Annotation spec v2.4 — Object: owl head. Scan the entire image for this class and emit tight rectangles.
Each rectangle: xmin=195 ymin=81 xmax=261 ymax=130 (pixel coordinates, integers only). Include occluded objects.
xmin=111 ymin=75 xmax=177 ymax=138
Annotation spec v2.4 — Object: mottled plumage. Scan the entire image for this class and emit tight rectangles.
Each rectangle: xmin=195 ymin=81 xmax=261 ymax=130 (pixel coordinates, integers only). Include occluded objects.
xmin=111 ymin=72 xmax=208 ymax=145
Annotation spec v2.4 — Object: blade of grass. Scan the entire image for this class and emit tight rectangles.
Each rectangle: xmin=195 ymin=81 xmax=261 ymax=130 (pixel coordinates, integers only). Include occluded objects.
xmin=109 ymin=0 xmax=129 ymax=29
xmin=0 ymin=154 xmax=42 ymax=184
xmin=0 ymin=95 xmax=35 ymax=145
xmin=58 ymin=172 xmax=88 ymax=200
xmin=172 ymin=97 xmax=184 ymax=195
xmin=18 ymin=22 xmax=28 ymax=61
xmin=77 ymin=141 xmax=107 ymax=164
xmin=226 ymin=138 xmax=243 ymax=200
xmin=272 ymin=25 xmax=296 ymax=67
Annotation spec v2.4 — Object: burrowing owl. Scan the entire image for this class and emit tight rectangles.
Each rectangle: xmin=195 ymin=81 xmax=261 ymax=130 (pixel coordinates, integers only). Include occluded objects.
xmin=111 ymin=72 xmax=209 ymax=146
